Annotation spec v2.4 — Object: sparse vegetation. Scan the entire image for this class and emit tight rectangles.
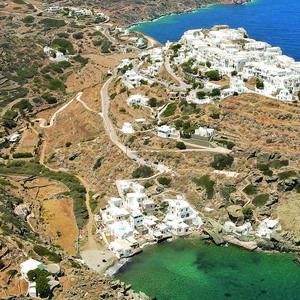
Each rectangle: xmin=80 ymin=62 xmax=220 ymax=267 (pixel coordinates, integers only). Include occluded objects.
xmin=253 ymin=194 xmax=269 ymax=207
xmin=132 ymin=166 xmax=154 ymax=178
xmin=193 ymin=175 xmax=215 ymax=199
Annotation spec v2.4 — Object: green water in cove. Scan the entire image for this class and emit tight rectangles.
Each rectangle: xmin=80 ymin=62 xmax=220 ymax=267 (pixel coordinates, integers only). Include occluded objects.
xmin=115 ymin=239 xmax=300 ymax=299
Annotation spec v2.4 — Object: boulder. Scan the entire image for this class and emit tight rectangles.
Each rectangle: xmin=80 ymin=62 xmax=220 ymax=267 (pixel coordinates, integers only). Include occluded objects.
xmin=204 ymin=229 xmax=225 ymax=245
xmin=226 ymin=205 xmax=243 ymax=223
xmin=265 ymin=176 xmax=278 ymax=184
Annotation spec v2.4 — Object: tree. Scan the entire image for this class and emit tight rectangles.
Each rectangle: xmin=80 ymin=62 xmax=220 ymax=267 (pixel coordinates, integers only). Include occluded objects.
xmin=197 ymin=91 xmax=206 ymax=99
xmin=206 ymin=70 xmax=220 ymax=81
xmin=158 ymin=177 xmax=172 ymax=187
xmin=132 ymin=166 xmax=154 ymax=178
xmin=175 ymin=142 xmax=186 ymax=150
xmin=231 ymin=70 xmax=238 ymax=76
xmin=148 ymin=97 xmax=157 ymax=107
xmin=242 ymin=206 xmax=253 ymax=220
xmin=298 ymin=90 xmax=300 ymax=100
xmin=210 ymin=88 xmax=221 ymax=97
xmin=206 ymin=61 xmax=211 ymax=68
xmin=36 ymin=276 xmax=50 ymax=297
xmin=210 ymin=154 xmax=234 ymax=170
xmin=256 ymin=78 xmax=264 ymax=89
xmin=174 ymin=119 xmax=183 ymax=129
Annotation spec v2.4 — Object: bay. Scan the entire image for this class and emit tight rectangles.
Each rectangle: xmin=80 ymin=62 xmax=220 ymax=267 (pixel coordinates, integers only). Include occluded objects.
xmin=115 ymin=238 xmax=300 ymax=300
xmin=132 ymin=0 xmax=300 ymax=61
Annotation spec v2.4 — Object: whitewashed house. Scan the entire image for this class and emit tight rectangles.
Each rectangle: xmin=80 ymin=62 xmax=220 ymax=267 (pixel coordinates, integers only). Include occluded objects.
xmin=157 ymin=125 xmax=177 ymax=138
xmin=127 ymin=94 xmax=149 ymax=106
xmin=164 ymin=196 xmax=202 ymax=226
xmin=277 ymin=89 xmax=292 ymax=101
xmin=108 ymin=221 xmax=134 ymax=239
xmin=126 ymin=192 xmax=147 ymax=210
xmin=258 ymin=219 xmax=280 ymax=238
xmin=130 ymin=211 xmax=144 ymax=228
xmin=108 ymin=239 xmax=132 ymax=258
xmin=194 ymin=127 xmax=215 ymax=137
xmin=121 ymin=122 xmax=135 ymax=134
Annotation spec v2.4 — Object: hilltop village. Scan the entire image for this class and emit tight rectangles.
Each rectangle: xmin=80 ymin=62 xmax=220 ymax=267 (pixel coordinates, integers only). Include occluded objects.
xmin=0 ymin=1 xmax=299 ymax=298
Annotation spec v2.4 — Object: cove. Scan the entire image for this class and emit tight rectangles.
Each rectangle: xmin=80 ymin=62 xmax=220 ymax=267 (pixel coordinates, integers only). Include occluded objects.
xmin=114 ymin=238 xmax=300 ymax=299
xmin=131 ymin=0 xmax=300 ymax=61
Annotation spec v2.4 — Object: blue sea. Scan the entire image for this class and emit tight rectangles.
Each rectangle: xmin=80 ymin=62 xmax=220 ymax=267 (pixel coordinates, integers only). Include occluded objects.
xmin=132 ymin=0 xmax=300 ymax=61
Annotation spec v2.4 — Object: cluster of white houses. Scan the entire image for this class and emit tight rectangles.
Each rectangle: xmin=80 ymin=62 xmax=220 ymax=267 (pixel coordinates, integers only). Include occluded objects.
xmin=167 ymin=25 xmax=300 ymax=101
xmin=46 ymin=6 xmax=106 ymax=19
xmin=99 ymin=180 xmax=202 ymax=258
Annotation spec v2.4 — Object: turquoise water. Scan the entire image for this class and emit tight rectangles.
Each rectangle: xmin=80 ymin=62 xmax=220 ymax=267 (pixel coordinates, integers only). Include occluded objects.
xmin=115 ymin=238 xmax=300 ymax=299
xmin=132 ymin=0 xmax=300 ymax=61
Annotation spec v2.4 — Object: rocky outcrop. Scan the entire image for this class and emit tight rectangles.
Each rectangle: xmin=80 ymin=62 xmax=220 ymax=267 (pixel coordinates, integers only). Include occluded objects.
xmin=204 ymin=229 xmax=225 ymax=245
xmin=226 ymin=205 xmax=244 ymax=224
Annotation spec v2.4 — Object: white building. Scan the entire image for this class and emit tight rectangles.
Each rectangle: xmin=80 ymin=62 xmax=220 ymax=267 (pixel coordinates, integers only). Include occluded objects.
xmin=47 ymin=6 xmax=60 ymax=13
xmin=130 ymin=211 xmax=144 ymax=228
xmin=100 ymin=201 xmax=129 ymax=225
xmin=126 ymin=192 xmax=147 ymax=210
xmin=277 ymin=89 xmax=292 ymax=101
xmin=122 ymin=70 xmax=144 ymax=89
xmin=157 ymin=125 xmax=177 ymax=138
xmin=9 ymin=133 xmax=20 ymax=143
xmin=108 ymin=221 xmax=134 ymax=239
xmin=194 ymin=127 xmax=215 ymax=137
xmin=121 ymin=122 xmax=135 ymax=134
xmin=127 ymin=94 xmax=149 ymax=106
xmin=258 ymin=218 xmax=280 ymax=238
xmin=164 ymin=196 xmax=202 ymax=226
xmin=108 ymin=240 xmax=132 ymax=258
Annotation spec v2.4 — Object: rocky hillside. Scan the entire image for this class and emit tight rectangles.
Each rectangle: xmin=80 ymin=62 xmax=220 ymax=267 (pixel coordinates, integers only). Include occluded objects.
xmin=0 ymin=179 xmax=148 ymax=299
xmin=43 ymin=0 xmax=250 ymax=26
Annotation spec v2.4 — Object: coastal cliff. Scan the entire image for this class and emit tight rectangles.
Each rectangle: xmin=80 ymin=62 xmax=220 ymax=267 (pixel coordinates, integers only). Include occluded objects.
xmin=86 ymin=0 xmax=251 ymax=26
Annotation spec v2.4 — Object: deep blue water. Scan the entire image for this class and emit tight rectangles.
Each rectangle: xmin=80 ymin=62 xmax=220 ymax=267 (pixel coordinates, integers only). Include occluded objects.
xmin=132 ymin=0 xmax=300 ymax=61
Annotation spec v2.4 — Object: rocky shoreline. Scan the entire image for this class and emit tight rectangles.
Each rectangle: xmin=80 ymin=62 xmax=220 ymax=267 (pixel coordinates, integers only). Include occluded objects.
xmin=129 ymin=0 xmax=252 ymax=28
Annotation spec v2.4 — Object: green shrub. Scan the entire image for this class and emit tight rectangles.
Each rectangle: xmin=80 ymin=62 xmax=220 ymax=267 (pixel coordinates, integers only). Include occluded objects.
xmin=47 ymin=79 xmax=65 ymax=91
xmin=243 ymin=184 xmax=256 ymax=195
xmin=73 ymin=32 xmax=84 ymax=39
xmin=242 ymin=206 xmax=253 ymax=219
xmin=269 ymin=159 xmax=289 ymax=169
xmin=252 ymin=194 xmax=269 ymax=207
xmin=157 ymin=177 xmax=172 ymax=187
xmin=132 ymin=166 xmax=154 ymax=178
xmin=144 ymin=181 xmax=153 ymax=189
xmin=220 ymin=186 xmax=236 ymax=200
xmin=278 ymin=171 xmax=296 ymax=180
xmin=42 ymin=93 xmax=57 ymax=104
xmin=12 ymin=152 xmax=33 ymax=158
xmin=193 ymin=175 xmax=215 ymax=199
xmin=33 ymin=245 xmax=61 ymax=263
xmin=93 ymin=157 xmax=103 ymax=171
xmin=51 ymin=38 xmax=74 ymax=54
xmin=58 ymin=61 xmax=71 ymax=69
xmin=69 ymin=259 xmax=81 ymax=269
xmin=206 ymin=70 xmax=220 ymax=81
xmin=149 ymin=97 xmax=157 ymax=107
xmin=210 ymin=154 xmax=234 ymax=170
xmin=22 ymin=16 xmax=34 ymax=23
xmin=163 ymin=103 xmax=177 ymax=117
xmin=40 ymin=18 xmax=66 ymax=29
xmin=175 ymin=141 xmax=186 ymax=150
xmin=12 ymin=99 xmax=32 ymax=110
xmin=257 ymin=163 xmax=273 ymax=176
xmin=73 ymin=55 xmax=88 ymax=66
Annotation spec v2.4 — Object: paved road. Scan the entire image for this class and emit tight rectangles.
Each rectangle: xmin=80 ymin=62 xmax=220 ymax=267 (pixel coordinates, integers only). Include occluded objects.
xmin=165 ymin=56 xmax=192 ymax=89
xmin=100 ymin=70 xmax=170 ymax=174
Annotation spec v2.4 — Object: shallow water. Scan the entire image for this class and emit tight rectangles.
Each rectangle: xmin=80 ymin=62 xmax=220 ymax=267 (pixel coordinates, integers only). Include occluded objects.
xmin=115 ymin=238 xmax=300 ymax=299
xmin=132 ymin=0 xmax=300 ymax=61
